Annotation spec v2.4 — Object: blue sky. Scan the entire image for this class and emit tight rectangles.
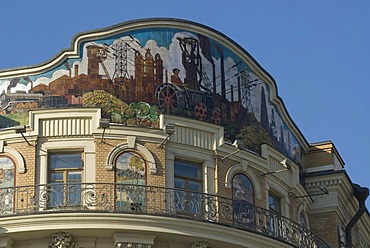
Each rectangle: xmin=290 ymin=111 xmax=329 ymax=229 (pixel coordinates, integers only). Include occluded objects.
xmin=0 ymin=1 xmax=369 ymax=207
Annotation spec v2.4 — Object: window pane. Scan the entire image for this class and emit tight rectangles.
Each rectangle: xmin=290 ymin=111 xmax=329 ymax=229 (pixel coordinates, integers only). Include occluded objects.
xmin=48 ymin=152 xmax=83 ymax=208
xmin=299 ymin=212 xmax=306 ymax=228
xmin=269 ymin=194 xmax=281 ymax=214
xmin=189 ymin=181 xmax=201 ymax=192
xmin=174 ymin=161 xmax=201 ymax=179
xmin=50 ymin=172 xmax=63 ymax=182
xmin=49 ymin=183 xmax=64 ymax=208
xmin=50 ymin=153 xmax=83 ymax=169
xmin=174 ymin=178 xmax=186 ymax=189
xmin=68 ymin=172 xmax=82 ymax=182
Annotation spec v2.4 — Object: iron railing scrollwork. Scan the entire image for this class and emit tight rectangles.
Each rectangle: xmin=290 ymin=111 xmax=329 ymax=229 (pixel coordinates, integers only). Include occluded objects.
xmin=0 ymin=183 xmax=330 ymax=248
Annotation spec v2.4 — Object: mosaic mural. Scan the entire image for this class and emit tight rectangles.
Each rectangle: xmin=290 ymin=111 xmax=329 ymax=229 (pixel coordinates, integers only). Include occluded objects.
xmin=115 ymin=152 xmax=146 ymax=208
xmin=0 ymin=156 xmax=14 ymax=188
xmin=0 ymin=156 xmax=14 ymax=211
xmin=232 ymin=173 xmax=254 ymax=204
xmin=0 ymin=26 xmax=302 ymax=163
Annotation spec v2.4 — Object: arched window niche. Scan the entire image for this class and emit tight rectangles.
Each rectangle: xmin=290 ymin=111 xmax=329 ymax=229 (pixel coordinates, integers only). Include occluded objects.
xmin=0 ymin=155 xmax=15 ymax=213
xmin=115 ymin=151 xmax=146 ymax=185
xmin=106 ymin=138 xmax=157 ymax=175
xmin=297 ymin=204 xmax=309 ymax=229
xmin=226 ymin=162 xmax=259 ymax=229
xmin=0 ymin=155 xmax=15 ymax=188
xmin=106 ymin=139 xmax=156 ymax=212
xmin=225 ymin=162 xmax=261 ymax=201
xmin=0 ymin=145 xmax=26 ymax=174
xmin=232 ymin=173 xmax=254 ymax=204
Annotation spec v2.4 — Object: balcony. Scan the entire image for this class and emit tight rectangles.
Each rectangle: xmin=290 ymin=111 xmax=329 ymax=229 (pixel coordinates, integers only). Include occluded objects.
xmin=0 ymin=183 xmax=329 ymax=248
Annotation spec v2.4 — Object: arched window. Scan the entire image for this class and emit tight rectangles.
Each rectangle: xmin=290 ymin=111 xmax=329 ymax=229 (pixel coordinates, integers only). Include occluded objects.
xmin=299 ymin=212 xmax=307 ymax=228
xmin=0 ymin=156 xmax=15 ymax=213
xmin=115 ymin=151 xmax=146 ymax=185
xmin=115 ymin=151 xmax=146 ymax=212
xmin=232 ymin=173 xmax=255 ymax=228
xmin=0 ymin=156 xmax=15 ymax=188
xmin=232 ymin=173 xmax=254 ymax=204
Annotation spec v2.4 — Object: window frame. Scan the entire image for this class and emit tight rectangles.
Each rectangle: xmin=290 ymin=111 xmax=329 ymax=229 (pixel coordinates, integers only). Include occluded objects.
xmin=173 ymin=159 xmax=203 ymax=215
xmin=174 ymin=159 xmax=203 ymax=193
xmin=47 ymin=151 xmax=84 ymax=208
xmin=268 ymin=191 xmax=282 ymax=215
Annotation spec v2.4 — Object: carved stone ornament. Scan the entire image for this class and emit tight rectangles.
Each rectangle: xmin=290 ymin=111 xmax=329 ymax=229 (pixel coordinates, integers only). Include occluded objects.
xmin=116 ymin=243 xmax=152 ymax=248
xmin=191 ymin=241 xmax=210 ymax=248
xmin=48 ymin=232 xmax=78 ymax=248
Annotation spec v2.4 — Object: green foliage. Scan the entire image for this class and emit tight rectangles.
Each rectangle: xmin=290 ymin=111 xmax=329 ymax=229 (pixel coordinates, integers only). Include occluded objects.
xmin=237 ymin=123 xmax=273 ymax=154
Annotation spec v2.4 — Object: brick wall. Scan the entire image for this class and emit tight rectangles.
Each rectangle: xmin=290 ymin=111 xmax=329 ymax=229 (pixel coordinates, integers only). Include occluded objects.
xmin=9 ymin=141 xmax=36 ymax=187
xmin=305 ymin=143 xmax=334 ymax=168
xmin=94 ymin=138 xmax=165 ymax=187
xmin=309 ymin=211 xmax=341 ymax=247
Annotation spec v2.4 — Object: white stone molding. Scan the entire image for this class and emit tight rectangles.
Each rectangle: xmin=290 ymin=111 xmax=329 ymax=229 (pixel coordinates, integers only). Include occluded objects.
xmin=159 ymin=114 xmax=224 ymax=150
xmin=167 ymin=147 xmax=215 ymax=194
xmin=306 ymin=179 xmax=342 ymax=190
xmin=265 ymin=178 xmax=291 ymax=217
xmin=113 ymin=233 xmax=156 ymax=248
xmin=127 ymin=136 xmax=136 ymax=148
xmin=224 ymin=162 xmax=262 ymax=200
xmin=29 ymin=108 xmax=101 ymax=138
xmin=49 ymin=232 xmax=78 ymax=248
xmin=38 ymin=139 xmax=95 ymax=185
xmin=106 ymin=141 xmax=157 ymax=174
xmin=0 ymin=140 xmax=4 ymax=153
xmin=0 ymin=145 xmax=26 ymax=174
xmin=165 ymin=153 xmax=175 ymax=189
xmin=191 ymin=241 xmax=210 ymax=248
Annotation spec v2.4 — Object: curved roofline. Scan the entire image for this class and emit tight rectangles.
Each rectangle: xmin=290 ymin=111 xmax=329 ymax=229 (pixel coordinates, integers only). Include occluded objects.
xmin=0 ymin=17 xmax=309 ymax=150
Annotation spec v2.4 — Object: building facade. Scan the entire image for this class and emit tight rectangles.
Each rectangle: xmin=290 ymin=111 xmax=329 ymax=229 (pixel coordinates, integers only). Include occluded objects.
xmin=0 ymin=18 xmax=369 ymax=248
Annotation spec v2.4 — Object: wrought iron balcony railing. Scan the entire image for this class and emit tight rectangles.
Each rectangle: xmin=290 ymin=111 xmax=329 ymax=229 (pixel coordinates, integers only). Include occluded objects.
xmin=0 ymin=183 xmax=330 ymax=248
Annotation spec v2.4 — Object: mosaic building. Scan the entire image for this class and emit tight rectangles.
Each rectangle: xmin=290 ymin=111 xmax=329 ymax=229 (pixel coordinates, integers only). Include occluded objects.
xmin=0 ymin=18 xmax=369 ymax=248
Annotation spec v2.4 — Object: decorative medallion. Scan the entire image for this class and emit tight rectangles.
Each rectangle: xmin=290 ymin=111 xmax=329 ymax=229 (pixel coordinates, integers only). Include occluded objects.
xmin=48 ymin=232 xmax=78 ymax=248
xmin=191 ymin=241 xmax=210 ymax=248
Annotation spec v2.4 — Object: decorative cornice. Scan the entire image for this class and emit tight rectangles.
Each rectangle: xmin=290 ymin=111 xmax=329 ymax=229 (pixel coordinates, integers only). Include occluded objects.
xmin=305 ymin=179 xmax=343 ymax=189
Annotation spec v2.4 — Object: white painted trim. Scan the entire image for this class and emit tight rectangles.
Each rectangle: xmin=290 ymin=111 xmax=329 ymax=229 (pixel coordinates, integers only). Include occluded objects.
xmin=0 ymin=213 xmax=290 ymax=248
xmin=306 ymin=165 xmax=335 ymax=173
xmin=167 ymin=147 xmax=215 ymax=194
xmin=1 ymin=146 xmax=26 ymax=174
xmin=113 ymin=233 xmax=156 ymax=245
xmin=266 ymin=178 xmax=291 ymax=218
xmin=37 ymin=139 xmax=95 ymax=185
